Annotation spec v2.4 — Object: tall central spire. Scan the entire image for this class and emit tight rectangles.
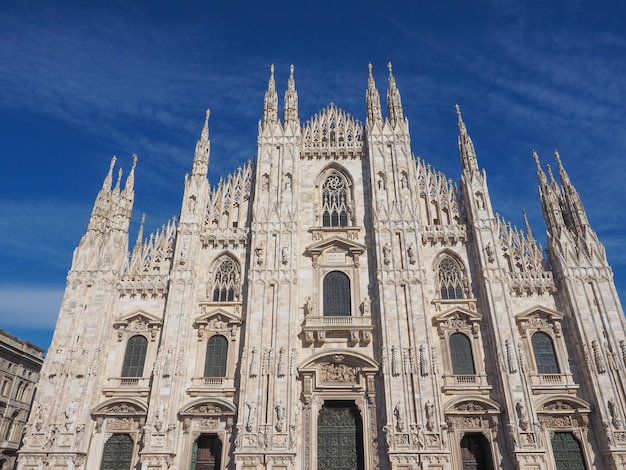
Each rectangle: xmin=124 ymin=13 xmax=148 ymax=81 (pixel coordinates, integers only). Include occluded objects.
xmin=366 ymin=63 xmax=382 ymax=125
xmin=263 ymin=64 xmax=278 ymax=125
xmin=386 ymin=62 xmax=404 ymax=127
xmin=456 ymin=105 xmax=478 ymax=171
xmin=283 ymin=64 xmax=299 ymax=125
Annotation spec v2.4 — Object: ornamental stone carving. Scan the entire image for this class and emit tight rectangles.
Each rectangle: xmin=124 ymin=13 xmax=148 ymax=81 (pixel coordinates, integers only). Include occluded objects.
xmin=319 ymin=363 xmax=357 ymax=382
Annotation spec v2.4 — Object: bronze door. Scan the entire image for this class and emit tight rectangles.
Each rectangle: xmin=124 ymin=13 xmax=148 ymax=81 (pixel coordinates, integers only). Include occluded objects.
xmin=100 ymin=433 xmax=133 ymax=470
xmin=317 ymin=401 xmax=364 ymax=470
xmin=551 ymin=432 xmax=586 ymax=470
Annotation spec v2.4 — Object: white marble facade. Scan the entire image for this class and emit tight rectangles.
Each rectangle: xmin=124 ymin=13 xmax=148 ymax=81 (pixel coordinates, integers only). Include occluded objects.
xmin=17 ymin=64 xmax=626 ymax=470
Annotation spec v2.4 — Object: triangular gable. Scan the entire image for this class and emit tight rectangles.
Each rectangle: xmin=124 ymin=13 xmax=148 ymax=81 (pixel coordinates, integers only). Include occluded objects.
xmin=305 ymin=235 xmax=366 ymax=257
xmin=113 ymin=309 xmax=162 ymax=328
xmin=194 ymin=307 xmax=241 ymax=327
xmin=434 ymin=306 xmax=483 ymax=324
xmin=516 ymin=305 xmax=563 ymax=323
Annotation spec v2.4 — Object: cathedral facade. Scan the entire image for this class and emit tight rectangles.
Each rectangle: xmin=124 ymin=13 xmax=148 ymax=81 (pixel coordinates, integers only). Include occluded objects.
xmin=17 ymin=64 xmax=626 ymax=470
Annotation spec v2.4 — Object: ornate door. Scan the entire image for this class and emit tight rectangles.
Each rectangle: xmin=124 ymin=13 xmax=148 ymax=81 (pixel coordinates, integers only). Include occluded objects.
xmin=190 ymin=434 xmax=222 ymax=470
xmin=460 ymin=433 xmax=493 ymax=470
xmin=100 ymin=433 xmax=133 ymax=470
xmin=551 ymin=432 xmax=586 ymax=470
xmin=317 ymin=401 xmax=364 ymax=470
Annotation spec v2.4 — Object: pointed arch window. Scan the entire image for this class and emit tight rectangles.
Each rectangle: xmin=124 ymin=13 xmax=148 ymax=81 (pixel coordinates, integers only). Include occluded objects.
xmin=204 ymin=335 xmax=228 ymax=378
xmin=322 ymin=172 xmax=349 ymax=227
xmin=212 ymin=258 xmax=240 ymax=302
xmin=450 ymin=332 xmax=475 ymax=375
xmin=121 ymin=335 xmax=148 ymax=378
xmin=532 ymin=331 xmax=560 ymax=374
xmin=323 ymin=271 xmax=351 ymax=316
xmin=437 ymin=256 xmax=465 ymax=299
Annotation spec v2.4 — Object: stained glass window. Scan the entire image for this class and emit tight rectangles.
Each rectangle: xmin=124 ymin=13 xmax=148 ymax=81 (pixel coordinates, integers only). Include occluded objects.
xmin=322 ymin=172 xmax=349 ymax=227
xmin=212 ymin=258 xmax=239 ymax=302
xmin=532 ymin=331 xmax=560 ymax=374
xmin=450 ymin=332 xmax=475 ymax=375
xmin=204 ymin=335 xmax=228 ymax=377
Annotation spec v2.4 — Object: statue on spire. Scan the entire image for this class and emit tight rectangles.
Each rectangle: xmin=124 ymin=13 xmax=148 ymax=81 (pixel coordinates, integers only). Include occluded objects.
xmin=386 ymin=62 xmax=404 ymax=127
xmin=263 ymin=64 xmax=278 ymax=125
xmin=366 ymin=63 xmax=382 ymax=125
xmin=283 ymin=64 xmax=299 ymax=125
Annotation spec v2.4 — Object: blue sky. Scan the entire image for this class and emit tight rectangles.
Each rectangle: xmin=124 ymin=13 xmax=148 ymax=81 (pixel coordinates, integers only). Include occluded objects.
xmin=1 ymin=0 xmax=625 ymax=351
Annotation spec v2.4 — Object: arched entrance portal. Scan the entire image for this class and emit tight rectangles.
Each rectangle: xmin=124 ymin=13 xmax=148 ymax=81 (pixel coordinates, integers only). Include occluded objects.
xmin=190 ymin=434 xmax=222 ymax=470
xmin=460 ymin=433 xmax=493 ymax=470
xmin=317 ymin=401 xmax=364 ymax=470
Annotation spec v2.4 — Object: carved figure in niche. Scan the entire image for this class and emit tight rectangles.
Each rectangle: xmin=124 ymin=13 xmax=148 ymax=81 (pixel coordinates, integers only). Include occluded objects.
xmin=188 ymin=195 xmax=197 ymax=213
xmin=516 ymin=401 xmax=529 ymax=431
xmin=64 ymin=400 xmax=77 ymax=431
xmin=142 ymin=424 xmax=151 ymax=448
xmin=275 ymin=400 xmax=285 ymax=431
xmin=383 ymin=243 xmax=392 ymax=265
xmin=155 ymin=402 xmax=165 ymax=431
xmin=425 ymin=401 xmax=435 ymax=431
xmin=43 ymin=425 xmax=59 ymax=449
xmin=394 ymin=403 xmax=405 ymax=432
xmin=377 ymin=173 xmax=385 ymax=190
xmin=33 ymin=402 xmax=45 ymax=431
xmin=408 ymin=243 xmax=416 ymax=264
xmin=255 ymin=247 xmax=263 ymax=266
xmin=401 ymin=172 xmax=408 ymax=189
xmin=246 ymin=401 xmax=256 ymax=432
xmin=262 ymin=173 xmax=269 ymax=191
xmin=383 ymin=425 xmax=393 ymax=449
xmin=360 ymin=296 xmax=371 ymax=316
xmin=284 ymin=173 xmax=291 ymax=191
xmin=609 ymin=399 xmax=623 ymax=429
xmin=410 ymin=424 xmax=425 ymax=449
xmin=281 ymin=246 xmax=289 ymax=265
xmin=303 ymin=296 xmax=314 ymax=316
xmin=75 ymin=424 xmax=85 ymax=449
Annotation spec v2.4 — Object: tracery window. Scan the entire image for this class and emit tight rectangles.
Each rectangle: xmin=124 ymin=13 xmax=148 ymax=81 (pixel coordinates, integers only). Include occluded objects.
xmin=323 ymin=271 xmax=351 ymax=316
xmin=437 ymin=256 xmax=465 ymax=299
xmin=449 ymin=332 xmax=476 ymax=375
xmin=204 ymin=335 xmax=228 ymax=377
xmin=532 ymin=331 xmax=560 ymax=374
xmin=212 ymin=258 xmax=240 ymax=302
xmin=322 ymin=172 xmax=349 ymax=227
xmin=121 ymin=335 xmax=148 ymax=378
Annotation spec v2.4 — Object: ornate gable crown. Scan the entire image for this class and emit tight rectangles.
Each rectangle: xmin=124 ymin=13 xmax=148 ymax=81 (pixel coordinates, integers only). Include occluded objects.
xmin=301 ymin=103 xmax=363 ymax=157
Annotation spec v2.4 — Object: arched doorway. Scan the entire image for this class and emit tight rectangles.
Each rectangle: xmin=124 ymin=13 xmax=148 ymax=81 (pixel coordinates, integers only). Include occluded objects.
xmin=100 ymin=433 xmax=133 ymax=470
xmin=317 ymin=401 xmax=364 ymax=470
xmin=551 ymin=432 xmax=587 ymax=470
xmin=460 ymin=433 xmax=493 ymax=470
xmin=190 ymin=434 xmax=222 ymax=470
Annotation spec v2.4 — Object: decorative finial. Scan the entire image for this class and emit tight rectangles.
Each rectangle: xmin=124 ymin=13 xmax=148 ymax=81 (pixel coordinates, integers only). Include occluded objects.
xmin=368 ymin=62 xmax=373 ymax=75
xmin=554 ymin=150 xmax=561 ymax=165
xmin=270 ymin=63 xmax=274 ymax=76
xmin=532 ymin=149 xmax=540 ymax=167
xmin=455 ymin=103 xmax=461 ymax=116
xmin=131 ymin=153 xmax=138 ymax=169
xmin=387 ymin=61 xmax=393 ymax=74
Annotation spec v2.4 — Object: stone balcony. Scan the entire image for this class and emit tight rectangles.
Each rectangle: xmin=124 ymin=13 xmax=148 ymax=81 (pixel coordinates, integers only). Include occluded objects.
xmin=102 ymin=377 xmax=151 ymax=398
xmin=187 ymin=377 xmax=236 ymax=397
xmin=302 ymin=315 xmax=373 ymax=345
xmin=529 ymin=373 xmax=579 ymax=394
xmin=441 ymin=374 xmax=491 ymax=395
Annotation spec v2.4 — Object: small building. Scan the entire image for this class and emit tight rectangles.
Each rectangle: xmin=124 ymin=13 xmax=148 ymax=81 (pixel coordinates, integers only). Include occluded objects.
xmin=0 ymin=330 xmax=44 ymax=469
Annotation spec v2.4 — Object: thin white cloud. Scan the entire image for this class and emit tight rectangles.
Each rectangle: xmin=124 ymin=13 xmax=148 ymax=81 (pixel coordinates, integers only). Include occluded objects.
xmin=0 ymin=285 xmax=63 ymax=331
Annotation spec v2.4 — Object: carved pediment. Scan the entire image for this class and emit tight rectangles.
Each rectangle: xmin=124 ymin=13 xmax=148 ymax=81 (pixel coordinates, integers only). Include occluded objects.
xmin=194 ymin=307 xmax=242 ymax=329
xmin=433 ymin=307 xmax=482 ymax=327
xmin=305 ymin=235 xmax=366 ymax=258
xmin=516 ymin=306 xmax=563 ymax=332
xmin=179 ymin=398 xmax=236 ymax=417
xmin=516 ymin=305 xmax=563 ymax=323
xmin=91 ymin=398 xmax=148 ymax=417
xmin=536 ymin=395 xmax=590 ymax=414
xmin=445 ymin=396 xmax=501 ymax=415
xmin=113 ymin=310 xmax=162 ymax=330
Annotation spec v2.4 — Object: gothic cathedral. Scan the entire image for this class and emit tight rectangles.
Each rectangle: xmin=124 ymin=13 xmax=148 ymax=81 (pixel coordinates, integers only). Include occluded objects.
xmin=18 ymin=64 xmax=626 ymax=470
